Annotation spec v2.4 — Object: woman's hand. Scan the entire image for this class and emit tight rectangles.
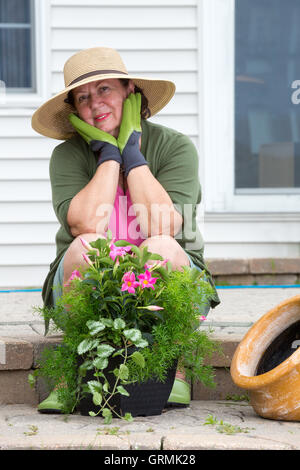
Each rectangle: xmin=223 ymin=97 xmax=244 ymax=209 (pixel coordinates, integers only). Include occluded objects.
xmin=68 ymin=113 xmax=122 ymax=167
xmin=117 ymin=93 xmax=148 ymax=176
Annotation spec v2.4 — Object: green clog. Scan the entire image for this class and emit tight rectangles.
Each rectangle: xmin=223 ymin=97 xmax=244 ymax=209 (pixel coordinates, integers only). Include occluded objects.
xmin=37 ymin=390 xmax=64 ymax=414
xmin=166 ymin=378 xmax=191 ymax=407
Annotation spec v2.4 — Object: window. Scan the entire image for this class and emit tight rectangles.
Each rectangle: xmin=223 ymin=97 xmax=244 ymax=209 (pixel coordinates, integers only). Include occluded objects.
xmin=235 ymin=0 xmax=300 ymax=193
xmin=0 ymin=0 xmax=35 ymax=93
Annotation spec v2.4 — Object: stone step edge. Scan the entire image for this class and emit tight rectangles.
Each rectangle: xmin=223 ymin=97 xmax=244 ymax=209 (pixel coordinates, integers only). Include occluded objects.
xmin=0 ymin=333 xmax=242 ymax=371
xmin=207 ymin=257 xmax=300 ymax=276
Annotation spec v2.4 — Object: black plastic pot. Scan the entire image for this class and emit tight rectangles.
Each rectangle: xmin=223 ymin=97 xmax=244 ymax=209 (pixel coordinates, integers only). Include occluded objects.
xmin=77 ymin=352 xmax=177 ymax=418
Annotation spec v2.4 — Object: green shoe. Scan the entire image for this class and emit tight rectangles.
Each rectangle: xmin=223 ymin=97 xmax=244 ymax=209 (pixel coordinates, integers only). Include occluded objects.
xmin=166 ymin=378 xmax=191 ymax=408
xmin=37 ymin=390 xmax=64 ymax=414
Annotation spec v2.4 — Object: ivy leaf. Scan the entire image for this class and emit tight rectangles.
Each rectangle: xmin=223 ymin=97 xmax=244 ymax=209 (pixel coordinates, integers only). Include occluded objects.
xmin=130 ymin=351 xmax=145 ymax=368
xmin=97 ymin=344 xmax=115 ymax=358
xmin=113 ymin=318 xmax=125 ymax=330
xmin=86 ymin=320 xmax=106 ymax=335
xmin=102 ymin=408 xmax=112 ymax=424
xmin=133 ymin=339 xmax=149 ymax=349
xmin=93 ymin=357 xmax=108 ymax=370
xmin=112 ymin=348 xmax=124 ymax=358
xmin=92 ymin=392 xmax=103 ymax=406
xmin=119 ymin=364 xmax=129 ymax=380
xmin=77 ymin=338 xmax=98 ymax=355
xmin=124 ymin=329 xmax=142 ymax=342
xmin=87 ymin=380 xmax=102 ymax=394
xmin=89 ymin=411 xmax=97 ymax=417
xmin=123 ymin=412 xmax=133 ymax=422
xmin=99 ymin=317 xmax=114 ymax=328
xmin=117 ymin=385 xmax=130 ymax=397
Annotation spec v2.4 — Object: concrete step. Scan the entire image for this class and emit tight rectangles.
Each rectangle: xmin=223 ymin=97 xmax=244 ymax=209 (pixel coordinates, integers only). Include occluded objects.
xmin=0 ymin=287 xmax=299 ymax=405
xmin=1 ymin=400 xmax=300 ymax=450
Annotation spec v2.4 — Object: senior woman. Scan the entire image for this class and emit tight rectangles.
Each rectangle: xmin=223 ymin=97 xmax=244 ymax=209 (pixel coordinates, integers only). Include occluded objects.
xmin=32 ymin=47 xmax=219 ymax=413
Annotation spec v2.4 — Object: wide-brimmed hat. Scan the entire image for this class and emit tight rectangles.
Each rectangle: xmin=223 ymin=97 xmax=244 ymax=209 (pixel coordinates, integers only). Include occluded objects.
xmin=31 ymin=47 xmax=176 ymax=140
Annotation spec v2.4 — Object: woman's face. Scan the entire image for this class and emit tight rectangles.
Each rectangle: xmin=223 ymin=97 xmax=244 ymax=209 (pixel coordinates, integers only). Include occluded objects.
xmin=73 ymin=78 xmax=134 ymax=138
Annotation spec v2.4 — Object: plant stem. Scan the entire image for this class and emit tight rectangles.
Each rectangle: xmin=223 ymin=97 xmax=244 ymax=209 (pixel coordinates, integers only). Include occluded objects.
xmin=93 ymin=337 xmax=129 ymax=419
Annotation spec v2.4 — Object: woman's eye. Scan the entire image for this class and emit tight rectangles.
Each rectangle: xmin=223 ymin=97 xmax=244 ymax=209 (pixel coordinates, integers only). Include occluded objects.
xmin=78 ymin=95 xmax=88 ymax=103
xmin=99 ymin=86 xmax=109 ymax=94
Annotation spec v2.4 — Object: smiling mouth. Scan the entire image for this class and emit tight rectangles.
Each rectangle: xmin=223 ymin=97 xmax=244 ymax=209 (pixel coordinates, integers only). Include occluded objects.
xmin=95 ymin=113 xmax=110 ymax=122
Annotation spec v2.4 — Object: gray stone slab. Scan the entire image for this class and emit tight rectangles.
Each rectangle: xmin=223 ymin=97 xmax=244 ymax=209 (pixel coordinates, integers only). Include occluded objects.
xmin=0 ymin=291 xmax=43 ymax=323
xmin=0 ymin=325 xmax=41 ymax=338
xmin=0 ymin=401 xmax=299 ymax=450
xmin=209 ymin=287 xmax=300 ymax=323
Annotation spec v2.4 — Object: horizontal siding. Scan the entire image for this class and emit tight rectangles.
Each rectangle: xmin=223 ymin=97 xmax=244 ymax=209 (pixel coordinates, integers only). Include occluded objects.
xmin=52 ymin=50 xmax=197 ymax=73
xmin=0 ymin=202 xmax=56 ymax=223
xmin=51 ymin=0 xmax=197 ymax=5
xmin=52 ymin=28 xmax=196 ymax=50
xmin=0 ymin=223 xmax=58 ymax=245
xmin=51 ymin=6 xmax=197 ymax=28
xmin=0 ymin=137 xmax=57 ymax=159
xmin=0 ymin=159 xmax=50 ymax=180
xmin=0 ymin=181 xmax=51 ymax=202
xmin=0 ymin=245 xmax=56 ymax=265
xmin=0 ymin=266 xmax=52 ymax=288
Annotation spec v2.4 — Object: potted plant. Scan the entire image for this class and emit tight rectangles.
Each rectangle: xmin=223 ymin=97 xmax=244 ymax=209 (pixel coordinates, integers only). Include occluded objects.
xmin=31 ymin=231 xmax=218 ymax=423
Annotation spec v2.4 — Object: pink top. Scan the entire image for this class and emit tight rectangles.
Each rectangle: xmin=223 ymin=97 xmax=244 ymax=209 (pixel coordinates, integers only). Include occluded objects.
xmin=107 ymin=185 xmax=146 ymax=246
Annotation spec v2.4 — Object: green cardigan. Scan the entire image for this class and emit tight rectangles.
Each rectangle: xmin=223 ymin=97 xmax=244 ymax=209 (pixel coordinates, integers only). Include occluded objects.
xmin=42 ymin=119 xmax=220 ymax=309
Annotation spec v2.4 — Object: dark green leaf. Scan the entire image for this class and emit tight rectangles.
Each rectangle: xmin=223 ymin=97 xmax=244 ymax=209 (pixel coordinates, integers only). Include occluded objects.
xmin=117 ymin=385 xmax=129 ymax=396
xmin=130 ymin=351 xmax=145 ymax=368
xmin=92 ymin=391 xmax=102 ymax=406
xmin=97 ymin=344 xmax=115 ymax=358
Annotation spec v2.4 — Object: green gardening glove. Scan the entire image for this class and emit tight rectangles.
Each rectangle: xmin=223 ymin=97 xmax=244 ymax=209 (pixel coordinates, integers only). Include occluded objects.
xmin=68 ymin=113 xmax=122 ymax=167
xmin=117 ymin=93 xmax=148 ymax=177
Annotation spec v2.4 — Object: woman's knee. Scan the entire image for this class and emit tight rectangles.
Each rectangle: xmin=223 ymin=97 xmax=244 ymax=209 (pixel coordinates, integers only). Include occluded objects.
xmin=140 ymin=235 xmax=189 ymax=270
xmin=63 ymin=232 xmax=104 ymax=281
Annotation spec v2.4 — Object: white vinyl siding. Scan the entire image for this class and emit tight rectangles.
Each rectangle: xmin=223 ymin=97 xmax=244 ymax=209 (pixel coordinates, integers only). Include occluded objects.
xmin=0 ymin=0 xmax=198 ymax=287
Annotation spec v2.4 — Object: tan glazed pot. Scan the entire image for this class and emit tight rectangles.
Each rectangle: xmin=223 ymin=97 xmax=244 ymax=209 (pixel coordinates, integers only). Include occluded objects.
xmin=231 ymin=294 xmax=300 ymax=421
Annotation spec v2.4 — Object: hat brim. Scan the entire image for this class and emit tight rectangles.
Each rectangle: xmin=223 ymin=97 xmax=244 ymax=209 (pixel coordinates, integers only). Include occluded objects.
xmin=31 ymin=74 xmax=175 ymax=140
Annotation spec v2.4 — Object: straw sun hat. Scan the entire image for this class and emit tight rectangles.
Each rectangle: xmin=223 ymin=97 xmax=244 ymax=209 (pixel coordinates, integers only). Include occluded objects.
xmin=31 ymin=47 xmax=176 ymax=140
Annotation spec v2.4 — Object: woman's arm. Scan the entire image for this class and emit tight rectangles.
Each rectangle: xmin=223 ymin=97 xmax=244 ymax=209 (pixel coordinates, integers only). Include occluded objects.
xmin=67 ymin=160 xmax=120 ymax=237
xmin=127 ymin=165 xmax=183 ymax=238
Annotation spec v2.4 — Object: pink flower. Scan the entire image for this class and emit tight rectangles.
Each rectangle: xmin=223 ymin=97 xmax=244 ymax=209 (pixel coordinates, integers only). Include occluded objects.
xmin=109 ymin=243 xmax=131 ymax=261
xmin=70 ymin=270 xmax=82 ymax=280
xmin=79 ymin=237 xmax=99 ymax=256
xmin=64 ymin=270 xmax=82 ymax=287
xmin=198 ymin=315 xmax=207 ymax=322
xmin=144 ymin=259 xmax=168 ymax=270
xmin=142 ymin=305 xmax=164 ymax=311
xmin=82 ymin=253 xmax=93 ymax=266
xmin=121 ymin=271 xmax=140 ymax=294
xmin=138 ymin=270 xmax=158 ymax=289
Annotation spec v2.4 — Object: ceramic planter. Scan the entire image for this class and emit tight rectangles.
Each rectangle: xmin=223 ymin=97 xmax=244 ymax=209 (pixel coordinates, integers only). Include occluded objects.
xmin=78 ymin=352 xmax=177 ymax=418
xmin=230 ymin=294 xmax=300 ymax=421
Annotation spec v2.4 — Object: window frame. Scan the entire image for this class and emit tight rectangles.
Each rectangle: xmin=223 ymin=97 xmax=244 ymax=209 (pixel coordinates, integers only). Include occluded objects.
xmin=0 ymin=0 xmax=51 ymax=109
xmin=198 ymin=0 xmax=300 ymax=213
